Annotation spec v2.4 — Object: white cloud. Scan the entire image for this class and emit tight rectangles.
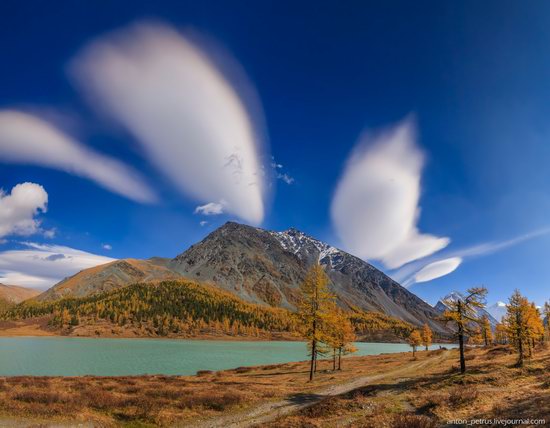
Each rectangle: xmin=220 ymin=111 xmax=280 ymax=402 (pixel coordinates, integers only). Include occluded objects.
xmin=70 ymin=21 xmax=267 ymax=224
xmin=199 ymin=221 xmax=208 ymax=227
xmin=43 ymin=228 xmax=56 ymax=239
xmin=102 ymin=244 xmax=112 ymax=250
xmin=194 ymin=201 xmax=225 ymax=216
xmin=331 ymin=119 xmax=449 ymax=269
xmin=0 ymin=242 xmax=115 ymax=289
xmin=0 ymin=110 xmax=156 ymax=204
xmin=276 ymin=173 xmax=295 ymax=185
xmin=413 ymin=257 xmax=462 ymax=283
xmin=395 ymin=227 xmax=550 ymax=286
xmin=0 ymin=183 xmax=48 ymax=238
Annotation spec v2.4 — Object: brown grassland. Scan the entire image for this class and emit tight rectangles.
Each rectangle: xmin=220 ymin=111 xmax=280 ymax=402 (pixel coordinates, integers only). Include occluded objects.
xmin=0 ymin=344 xmax=548 ymax=427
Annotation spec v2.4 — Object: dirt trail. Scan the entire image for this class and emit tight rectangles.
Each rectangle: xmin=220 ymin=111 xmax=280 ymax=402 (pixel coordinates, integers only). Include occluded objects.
xmin=192 ymin=351 xmax=449 ymax=428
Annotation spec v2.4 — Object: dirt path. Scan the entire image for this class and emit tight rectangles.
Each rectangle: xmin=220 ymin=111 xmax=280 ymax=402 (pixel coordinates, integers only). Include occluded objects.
xmin=192 ymin=351 xmax=450 ymax=428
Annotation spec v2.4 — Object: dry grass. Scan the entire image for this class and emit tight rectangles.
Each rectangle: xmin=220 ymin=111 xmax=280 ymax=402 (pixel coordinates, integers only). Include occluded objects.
xmin=1 ymin=346 xmax=549 ymax=427
xmin=265 ymin=345 xmax=550 ymax=427
xmin=0 ymin=350 xmax=427 ymax=426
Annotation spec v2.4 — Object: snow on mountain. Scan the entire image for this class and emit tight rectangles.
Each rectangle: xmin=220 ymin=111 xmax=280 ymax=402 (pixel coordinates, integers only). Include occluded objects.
xmin=435 ymin=291 xmax=499 ymax=327
xmin=269 ymin=228 xmax=345 ymax=269
xmin=486 ymin=301 xmax=508 ymax=323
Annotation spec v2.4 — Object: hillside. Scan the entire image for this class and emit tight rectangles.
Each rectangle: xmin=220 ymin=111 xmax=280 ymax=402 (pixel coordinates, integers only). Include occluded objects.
xmin=37 ymin=258 xmax=179 ymax=301
xmin=4 ymin=280 xmax=414 ymax=340
xmin=33 ymin=222 xmax=447 ymax=333
xmin=0 ymin=283 xmax=40 ymax=310
xmin=170 ymin=222 xmax=447 ymax=333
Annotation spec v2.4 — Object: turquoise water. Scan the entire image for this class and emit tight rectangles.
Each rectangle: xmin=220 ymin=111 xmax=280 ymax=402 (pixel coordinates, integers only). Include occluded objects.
xmin=0 ymin=337 xmax=456 ymax=376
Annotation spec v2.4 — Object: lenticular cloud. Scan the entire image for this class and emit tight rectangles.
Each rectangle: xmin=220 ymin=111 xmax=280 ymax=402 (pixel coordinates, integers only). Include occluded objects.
xmin=331 ymin=119 xmax=450 ymax=269
xmin=0 ymin=111 xmax=156 ymax=204
xmin=70 ymin=22 xmax=267 ymax=224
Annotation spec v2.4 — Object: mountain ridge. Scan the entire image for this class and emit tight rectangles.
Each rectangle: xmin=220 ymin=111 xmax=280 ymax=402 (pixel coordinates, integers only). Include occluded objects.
xmin=35 ymin=221 xmax=448 ymax=333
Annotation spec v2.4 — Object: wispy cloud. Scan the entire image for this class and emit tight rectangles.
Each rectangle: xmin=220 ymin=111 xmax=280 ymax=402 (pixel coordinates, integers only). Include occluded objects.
xmin=70 ymin=21 xmax=267 ymax=224
xmin=331 ymin=118 xmax=449 ymax=269
xmin=0 ymin=183 xmax=48 ymax=239
xmin=102 ymin=244 xmax=112 ymax=250
xmin=396 ymin=227 xmax=550 ymax=286
xmin=0 ymin=242 xmax=115 ymax=289
xmin=271 ymin=159 xmax=295 ymax=185
xmin=0 ymin=111 xmax=156 ymax=204
xmin=194 ymin=201 xmax=225 ymax=216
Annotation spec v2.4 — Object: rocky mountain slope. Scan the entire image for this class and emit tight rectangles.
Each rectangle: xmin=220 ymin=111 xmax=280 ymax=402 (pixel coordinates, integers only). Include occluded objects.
xmin=35 ymin=222 xmax=446 ymax=333
xmin=434 ymin=292 xmax=499 ymax=327
xmin=0 ymin=283 xmax=40 ymax=304
xmin=486 ymin=301 xmax=508 ymax=323
xmin=169 ymin=222 xmax=446 ymax=333
xmin=37 ymin=258 xmax=180 ymax=301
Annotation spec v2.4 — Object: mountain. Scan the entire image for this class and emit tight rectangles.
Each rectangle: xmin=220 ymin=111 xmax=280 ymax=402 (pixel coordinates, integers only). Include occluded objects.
xmin=37 ymin=258 xmax=180 ymax=301
xmin=0 ymin=283 xmax=40 ymax=304
xmin=35 ymin=222 xmax=447 ymax=333
xmin=434 ymin=292 xmax=499 ymax=327
xmin=486 ymin=301 xmax=508 ymax=323
xmin=169 ymin=222 xmax=447 ymax=333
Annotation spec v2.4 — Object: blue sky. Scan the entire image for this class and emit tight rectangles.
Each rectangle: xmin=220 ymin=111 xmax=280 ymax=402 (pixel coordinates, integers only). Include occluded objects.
xmin=1 ymin=1 xmax=550 ymax=307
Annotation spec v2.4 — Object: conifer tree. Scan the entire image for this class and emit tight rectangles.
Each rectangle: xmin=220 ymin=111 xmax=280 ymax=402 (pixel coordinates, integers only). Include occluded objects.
xmin=441 ymin=287 xmax=488 ymax=373
xmin=421 ymin=323 xmax=432 ymax=351
xmin=325 ymin=308 xmax=357 ymax=370
xmin=544 ymin=301 xmax=550 ymax=342
xmin=408 ymin=330 xmax=422 ymax=358
xmin=504 ymin=290 xmax=532 ymax=367
xmin=297 ymin=265 xmax=335 ymax=381
xmin=495 ymin=323 xmax=508 ymax=344
xmin=481 ymin=315 xmax=493 ymax=346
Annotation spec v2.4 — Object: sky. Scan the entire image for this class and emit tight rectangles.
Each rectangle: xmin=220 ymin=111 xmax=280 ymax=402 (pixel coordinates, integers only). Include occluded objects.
xmin=1 ymin=0 xmax=550 ymax=307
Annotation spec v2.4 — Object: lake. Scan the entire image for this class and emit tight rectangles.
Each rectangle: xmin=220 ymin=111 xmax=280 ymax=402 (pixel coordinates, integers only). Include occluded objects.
xmin=0 ymin=337 xmax=456 ymax=376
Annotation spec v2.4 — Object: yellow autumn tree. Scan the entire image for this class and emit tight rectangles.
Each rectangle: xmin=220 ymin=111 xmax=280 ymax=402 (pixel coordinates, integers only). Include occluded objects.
xmin=297 ymin=265 xmax=335 ymax=381
xmin=504 ymin=290 xmax=532 ymax=367
xmin=441 ymin=287 xmax=487 ymax=373
xmin=481 ymin=315 xmax=493 ymax=347
xmin=544 ymin=301 xmax=550 ymax=342
xmin=495 ymin=323 xmax=508 ymax=344
xmin=325 ymin=308 xmax=357 ymax=370
xmin=408 ymin=329 xmax=422 ymax=358
xmin=421 ymin=323 xmax=433 ymax=351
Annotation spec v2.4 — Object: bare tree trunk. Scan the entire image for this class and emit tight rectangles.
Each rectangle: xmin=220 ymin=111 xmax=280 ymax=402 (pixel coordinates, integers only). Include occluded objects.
xmin=309 ymin=339 xmax=316 ymax=381
xmin=338 ymin=347 xmax=342 ymax=370
xmin=333 ymin=348 xmax=336 ymax=371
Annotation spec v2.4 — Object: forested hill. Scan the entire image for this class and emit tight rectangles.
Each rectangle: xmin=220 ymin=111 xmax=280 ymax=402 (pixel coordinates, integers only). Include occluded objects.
xmin=3 ymin=280 xmax=415 ymax=340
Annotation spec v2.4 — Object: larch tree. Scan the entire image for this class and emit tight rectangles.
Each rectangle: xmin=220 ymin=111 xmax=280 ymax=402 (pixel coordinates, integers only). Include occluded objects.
xmin=504 ymin=290 xmax=532 ymax=367
xmin=325 ymin=308 xmax=357 ymax=370
xmin=441 ymin=287 xmax=488 ymax=374
xmin=421 ymin=323 xmax=433 ymax=351
xmin=408 ymin=330 xmax=422 ymax=358
xmin=495 ymin=323 xmax=508 ymax=345
xmin=297 ymin=264 xmax=335 ymax=381
xmin=481 ymin=315 xmax=493 ymax=347
xmin=544 ymin=301 xmax=550 ymax=342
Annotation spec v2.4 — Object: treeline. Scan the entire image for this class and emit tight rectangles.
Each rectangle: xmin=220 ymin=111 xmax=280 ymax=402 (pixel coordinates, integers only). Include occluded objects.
xmin=3 ymin=279 xmax=416 ymax=342
xmin=440 ymin=287 xmax=550 ymax=373
xmin=4 ymin=281 xmax=300 ymax=337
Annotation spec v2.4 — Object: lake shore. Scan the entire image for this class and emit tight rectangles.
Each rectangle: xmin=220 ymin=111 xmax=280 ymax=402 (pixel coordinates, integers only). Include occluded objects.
xmin=0 ymin=345 xmax=547 ymax=427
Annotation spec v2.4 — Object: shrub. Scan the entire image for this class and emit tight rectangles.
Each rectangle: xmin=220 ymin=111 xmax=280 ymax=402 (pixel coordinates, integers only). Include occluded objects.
xmin=447 ymin=386 xmax=479 ymax=408
xmin=391 ymin=414 xmax=438 ymax=428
